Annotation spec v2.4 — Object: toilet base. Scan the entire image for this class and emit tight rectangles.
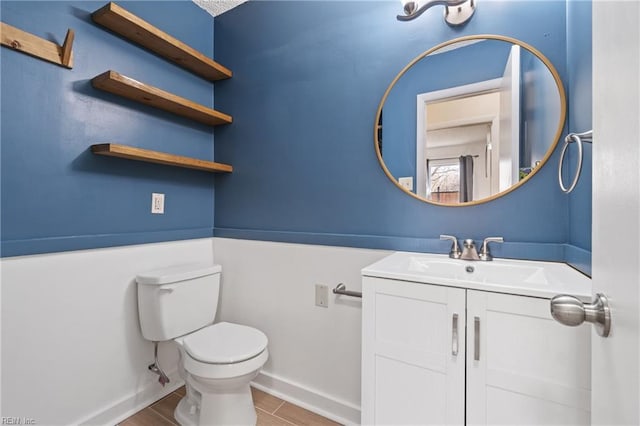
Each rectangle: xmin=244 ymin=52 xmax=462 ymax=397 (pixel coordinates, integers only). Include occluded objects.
xmin=175 ymin=396 xmax=198 ymax=426
xmin=173 ymin=344 xmax=268 ymax=425
xmin=199 ymin=385 xmax=256 ymax=426
xmin=174 ymin=377 xmax=259 ymax=426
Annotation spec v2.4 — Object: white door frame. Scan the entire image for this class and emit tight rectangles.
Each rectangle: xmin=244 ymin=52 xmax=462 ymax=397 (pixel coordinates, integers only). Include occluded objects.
xmin=416 ymin=78 xmax=502 ymax=197
xmin=498 ymin=45 xmax=521 ymax=191
xmin=591 ymin=2 xmax=640 ymax=424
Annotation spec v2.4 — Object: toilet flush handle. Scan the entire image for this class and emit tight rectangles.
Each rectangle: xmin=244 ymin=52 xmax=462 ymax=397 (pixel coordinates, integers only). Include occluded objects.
xmin=158 ymin=286 xmax=175 ymax=294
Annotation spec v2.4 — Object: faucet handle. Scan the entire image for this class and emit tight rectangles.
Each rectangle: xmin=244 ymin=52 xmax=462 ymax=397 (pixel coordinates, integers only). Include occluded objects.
xmin=440 ymin=235 xmax=461 ymax=259
xmin=479 ymin=237 xmax=504 ymax=261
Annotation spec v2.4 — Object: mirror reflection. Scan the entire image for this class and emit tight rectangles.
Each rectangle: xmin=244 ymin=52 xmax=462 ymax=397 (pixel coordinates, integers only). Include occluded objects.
xmin=376 ymin=36 xmax=565 ymax=205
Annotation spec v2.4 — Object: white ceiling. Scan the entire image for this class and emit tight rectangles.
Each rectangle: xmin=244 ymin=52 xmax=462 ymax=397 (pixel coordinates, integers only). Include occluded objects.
xmin=193 ymin=0 xmax=248 ymax=17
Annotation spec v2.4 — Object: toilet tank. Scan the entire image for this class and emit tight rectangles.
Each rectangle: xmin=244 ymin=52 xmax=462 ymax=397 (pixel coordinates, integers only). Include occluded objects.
xmin=136 ymin=263 xmax=221 ymax=341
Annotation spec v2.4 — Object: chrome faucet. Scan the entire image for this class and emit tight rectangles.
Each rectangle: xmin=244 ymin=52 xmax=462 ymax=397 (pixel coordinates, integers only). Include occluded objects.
xmin=441 ymin=235 xmax=504 ymax=261
xmin=440 ymin=235 xmax=461 ymax=259
xmin=461 ymin=239 xmax=480 ymax=260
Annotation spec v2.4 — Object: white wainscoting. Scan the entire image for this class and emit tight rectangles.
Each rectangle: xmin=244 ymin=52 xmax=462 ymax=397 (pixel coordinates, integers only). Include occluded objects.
xmin=0 ymin=238 xmax=214 ymax=425
xmin=1 ymin=237 xmax=388 ymax=425
xmin=213 ymin=238 xmax=390 ymax=425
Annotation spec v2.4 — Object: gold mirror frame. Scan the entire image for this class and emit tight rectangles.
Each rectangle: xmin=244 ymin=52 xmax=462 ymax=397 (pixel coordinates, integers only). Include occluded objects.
xmin=374 ymin=34 xmax=567 ymax=207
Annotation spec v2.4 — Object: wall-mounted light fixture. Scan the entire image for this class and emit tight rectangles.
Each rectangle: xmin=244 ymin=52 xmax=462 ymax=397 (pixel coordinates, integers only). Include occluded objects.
xmin=398 ymin=0 xmax=476 ymax=26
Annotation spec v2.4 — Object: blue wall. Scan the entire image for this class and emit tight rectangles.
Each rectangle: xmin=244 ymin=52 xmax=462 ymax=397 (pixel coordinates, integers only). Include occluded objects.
xmin=213 ymin=0 xmax=583 ymax=262
xmin=382 ymin=40 xmax=510 ymax=180
xmin=1 ymin=0 xmax=592 ymax=271
xmin=1 ymin=1 xmax=218 ymax=256
xmin=566 ymin=0 xmax=592 ymax=273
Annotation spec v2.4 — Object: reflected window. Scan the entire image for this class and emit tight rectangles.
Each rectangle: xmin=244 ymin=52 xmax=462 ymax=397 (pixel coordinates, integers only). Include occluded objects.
xmin=428 ymin=159 xmax=460 ymax=203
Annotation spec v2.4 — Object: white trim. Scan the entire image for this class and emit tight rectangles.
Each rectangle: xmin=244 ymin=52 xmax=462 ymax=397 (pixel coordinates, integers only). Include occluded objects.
xmin=76 ymin=369 xmax=184 ymax=426
xmin=428 ymin=39 xmax=482 ymax=56
xmin=252 ymin=371 xmax=361 ymax=425
xmin=591 ymin=1 xmax=640 ymax=424
xmin=416 ymin=78 xmax=502 ymax=197
xmin=418 ymin=78 xmax=503 ymax=104
xmin=428 ymin=114 xmax=496 ymax=132
xmin=71 ymin=353 xmax=360 ymax=426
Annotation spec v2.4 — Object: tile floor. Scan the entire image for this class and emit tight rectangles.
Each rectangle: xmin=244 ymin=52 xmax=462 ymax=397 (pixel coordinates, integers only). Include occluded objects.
xmin=119 ymin=386 xmax=341 ymax=426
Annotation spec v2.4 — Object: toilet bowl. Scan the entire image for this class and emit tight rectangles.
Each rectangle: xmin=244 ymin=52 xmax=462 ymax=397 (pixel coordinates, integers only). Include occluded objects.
xmin=173 ymin=322 xmax=269 ymax=426
xmin=136 ymin=263 xmax=269 ymax=426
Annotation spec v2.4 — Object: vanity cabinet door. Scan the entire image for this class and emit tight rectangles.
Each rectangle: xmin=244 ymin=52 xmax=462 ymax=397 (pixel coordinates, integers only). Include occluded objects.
xmin=362 ymin=277 xmax=466 ymax=425
xmin=466 ymin=290 xmax=591 ymax=425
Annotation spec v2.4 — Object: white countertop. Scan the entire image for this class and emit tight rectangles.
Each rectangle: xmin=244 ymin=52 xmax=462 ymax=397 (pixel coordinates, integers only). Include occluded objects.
xmin=362 ymin=251 xmax=591 ymax=300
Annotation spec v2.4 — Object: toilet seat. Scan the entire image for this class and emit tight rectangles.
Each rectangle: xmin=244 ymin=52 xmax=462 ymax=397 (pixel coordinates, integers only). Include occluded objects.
xmin=183 ymin=322 xmax=268 ymax=364
xmin=175 ymin=322 xmax=269 ymax=380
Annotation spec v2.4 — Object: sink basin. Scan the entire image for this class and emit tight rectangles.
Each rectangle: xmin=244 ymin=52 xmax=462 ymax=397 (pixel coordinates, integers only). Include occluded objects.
xmin=363 ymin=252 xmax=591 ymax=299
xmin=408 ymin=257 xmax=548 ymax=285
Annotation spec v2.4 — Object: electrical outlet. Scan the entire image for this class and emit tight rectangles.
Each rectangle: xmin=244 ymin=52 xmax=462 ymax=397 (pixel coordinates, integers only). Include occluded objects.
xmin=315 ymin=284 xmax=328 ymax=308
xmin=398 ymin=177 xmax=414 ymax=191
xmin=151 ymin=193 xmax=165 ymax=214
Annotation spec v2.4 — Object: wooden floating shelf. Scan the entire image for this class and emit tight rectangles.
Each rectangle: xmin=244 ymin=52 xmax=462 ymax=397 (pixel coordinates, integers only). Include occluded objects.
xmin=91 ymin=70 xmax=232 ymax=126
xmin=92 ymin=2 xmax=231 ymax=81
xmin=91 ymin=143 xmax=233 ymax=173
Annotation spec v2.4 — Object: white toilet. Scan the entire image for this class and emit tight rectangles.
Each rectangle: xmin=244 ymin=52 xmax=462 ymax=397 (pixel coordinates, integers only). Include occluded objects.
xmin=136 ymin=263 xmax=268 ymax=426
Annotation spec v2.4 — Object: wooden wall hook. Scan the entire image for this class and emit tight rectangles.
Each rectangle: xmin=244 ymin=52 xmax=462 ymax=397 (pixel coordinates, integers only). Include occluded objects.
xmin=1 ymin=21 xmax=74 ymax=69
xmin=61 ymin=29 xmax=75 ymax=67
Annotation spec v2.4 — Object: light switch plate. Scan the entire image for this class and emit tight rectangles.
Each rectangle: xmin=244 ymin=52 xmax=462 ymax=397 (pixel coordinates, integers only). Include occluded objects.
xmin=315 ymin=284 xmax=328 ymax=308
xmin=151 ymin=193 xmax=165 ymax=214
xmin=398 ymin=177 xmax=413 ymax=191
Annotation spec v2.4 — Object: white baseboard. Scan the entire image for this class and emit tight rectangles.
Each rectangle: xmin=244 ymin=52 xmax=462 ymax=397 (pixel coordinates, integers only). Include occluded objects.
xmin=73 ymin=368 xmax=360 ymax=425
xmin=77 ymin=369 xmax=184 ymax=426
xmin=252 ymin=371 xmax=361 ymax=425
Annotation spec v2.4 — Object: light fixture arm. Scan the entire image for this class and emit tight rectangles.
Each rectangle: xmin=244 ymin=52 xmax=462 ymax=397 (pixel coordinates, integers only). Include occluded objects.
xmin=398 ymin=0 xmax=466 ymax=21
xmin=397 ymin=0 xmax=476 ymax=26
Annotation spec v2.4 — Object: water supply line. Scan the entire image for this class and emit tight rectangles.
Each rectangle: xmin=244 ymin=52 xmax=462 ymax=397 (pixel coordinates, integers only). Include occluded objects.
xmin=148 ymin=341 xmax=170 ymax=386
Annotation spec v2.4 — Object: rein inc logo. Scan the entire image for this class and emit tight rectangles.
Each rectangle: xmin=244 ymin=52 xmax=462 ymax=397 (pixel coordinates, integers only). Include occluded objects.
xmin=1 ymin=418 xmax=35 ymax=425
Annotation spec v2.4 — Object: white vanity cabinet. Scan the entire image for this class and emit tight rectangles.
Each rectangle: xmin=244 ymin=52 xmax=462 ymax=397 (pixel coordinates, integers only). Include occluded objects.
xmin=361 ymin=277 xmax=466 ymax=425
xmin=466 ymin=290 xmax=590 ymax=425
xmin=362 ymin=275 xmax=591 ymax=426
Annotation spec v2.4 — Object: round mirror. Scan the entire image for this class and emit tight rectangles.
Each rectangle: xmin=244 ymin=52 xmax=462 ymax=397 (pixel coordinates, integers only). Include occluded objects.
xmin=375 ymin=35 xmax=566 ymax=206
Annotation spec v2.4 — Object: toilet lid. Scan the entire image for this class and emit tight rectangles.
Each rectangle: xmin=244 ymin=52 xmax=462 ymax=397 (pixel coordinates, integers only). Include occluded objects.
xmin=183 ymin=322 xmax=268 ymax=364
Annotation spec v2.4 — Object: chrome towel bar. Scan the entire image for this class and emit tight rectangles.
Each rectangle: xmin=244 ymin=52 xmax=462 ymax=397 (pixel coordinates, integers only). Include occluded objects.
xmin=559 ymin=130 xmax=593 ymax=194
xmin=332 ymin=283 xmax=362 ymax=298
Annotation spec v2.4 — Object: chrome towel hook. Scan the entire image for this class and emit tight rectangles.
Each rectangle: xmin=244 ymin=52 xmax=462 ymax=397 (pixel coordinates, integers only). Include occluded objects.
xmin=558 ymin=130 xmax=593 ymax=193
